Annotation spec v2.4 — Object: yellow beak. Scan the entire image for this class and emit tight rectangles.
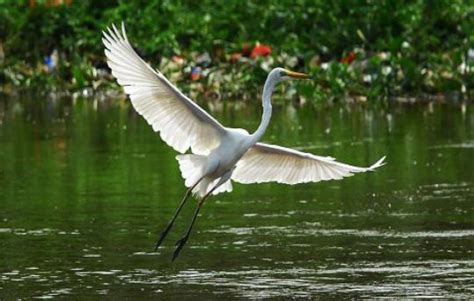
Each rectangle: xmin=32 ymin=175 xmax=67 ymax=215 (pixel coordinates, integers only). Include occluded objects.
xmin=286 ymin=70 xmax=311 ymax=79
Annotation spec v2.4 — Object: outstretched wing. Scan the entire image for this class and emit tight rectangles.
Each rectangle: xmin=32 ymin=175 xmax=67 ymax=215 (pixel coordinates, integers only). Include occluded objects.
xmin=232 ymin=142 xmax=385 ymax=184
xmin=102 ymin=23 xmax=226 ymax=154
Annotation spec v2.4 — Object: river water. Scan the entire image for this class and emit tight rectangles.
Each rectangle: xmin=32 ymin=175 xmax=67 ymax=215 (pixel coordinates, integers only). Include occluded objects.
xmin=0 ymin=96 xmax=473 ymax=298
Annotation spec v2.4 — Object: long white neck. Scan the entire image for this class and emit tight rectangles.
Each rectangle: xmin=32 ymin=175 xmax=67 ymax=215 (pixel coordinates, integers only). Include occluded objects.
xmin=250 ymin=75 xmax=277 ymax=144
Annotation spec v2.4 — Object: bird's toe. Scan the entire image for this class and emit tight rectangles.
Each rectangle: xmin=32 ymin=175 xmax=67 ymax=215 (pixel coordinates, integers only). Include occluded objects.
xmin=155 ymin=224 xmax=172 ymax=251
xmin=172 ymin=236 xmax=189 ymax=261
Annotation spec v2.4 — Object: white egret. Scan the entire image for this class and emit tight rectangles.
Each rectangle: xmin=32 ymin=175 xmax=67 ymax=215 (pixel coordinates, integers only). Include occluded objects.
xmin=102 ymin=23 xmax=385 ymax=261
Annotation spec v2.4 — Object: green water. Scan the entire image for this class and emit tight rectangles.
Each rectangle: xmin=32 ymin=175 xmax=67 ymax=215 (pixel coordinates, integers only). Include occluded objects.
xmin=0 ymin=96 xmax=473 ymax=299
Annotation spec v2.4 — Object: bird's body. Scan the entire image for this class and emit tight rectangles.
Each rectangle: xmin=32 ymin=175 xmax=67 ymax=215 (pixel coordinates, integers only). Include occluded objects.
xmin=102 ymin=23 xmax=385 ymax=261
xmin=177 ymin=127 xmax=252 ymax=197
xmin=205 ymin=127 xmax=251 ymax=177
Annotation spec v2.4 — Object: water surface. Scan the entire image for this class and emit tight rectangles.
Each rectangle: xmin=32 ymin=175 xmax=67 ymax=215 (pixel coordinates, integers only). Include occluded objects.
xmin=0 ymin=96 xmax=473 ymax=298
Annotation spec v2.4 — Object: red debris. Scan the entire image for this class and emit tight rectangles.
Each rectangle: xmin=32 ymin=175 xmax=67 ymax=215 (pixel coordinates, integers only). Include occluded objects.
xmin=242 ymin=43 xmax=252 ymax=57
xmin=191 ymin=66 xmax=202 ymax=81
xmin=191 ymin=73 xmax=201 ymax=81
xmin=172 ymin=55 xmax=184 ymax=64
xmin=340 ymin=51 xmax=356 ymax=64
xmin=250 ymin=44 xmax=272 ymax=59
xmin=230 ymin=52 xmax=242 ymax=63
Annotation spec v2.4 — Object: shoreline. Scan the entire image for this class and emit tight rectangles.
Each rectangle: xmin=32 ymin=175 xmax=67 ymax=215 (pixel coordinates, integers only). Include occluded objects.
xmin=1 ymin=87 xmax=472 ymax=106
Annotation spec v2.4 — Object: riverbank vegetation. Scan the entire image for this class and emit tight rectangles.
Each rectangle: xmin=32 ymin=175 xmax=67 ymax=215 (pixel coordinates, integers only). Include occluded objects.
xmin=0 ymin=0 xmax=472 ymax=104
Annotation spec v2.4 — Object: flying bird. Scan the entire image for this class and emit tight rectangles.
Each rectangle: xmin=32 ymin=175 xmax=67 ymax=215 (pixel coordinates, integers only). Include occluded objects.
xmin=102 ymin=23 xmax=385 ymax=261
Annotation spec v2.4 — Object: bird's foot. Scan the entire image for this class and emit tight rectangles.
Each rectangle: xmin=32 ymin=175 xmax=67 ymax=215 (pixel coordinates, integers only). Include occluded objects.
xmin=172 ymin=235 xmax=189 ymax=262
xmin=154 ymin=223 xmax=172 ymax=251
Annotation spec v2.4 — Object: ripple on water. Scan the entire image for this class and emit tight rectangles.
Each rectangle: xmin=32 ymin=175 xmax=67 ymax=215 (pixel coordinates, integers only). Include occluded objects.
xmin=205 ymin=225 xmax=474 ymax=239
xmin=2 ymin=258 xmax=473 ymax=298
xmin=83 ymin=254 xmax=102 ymax=258
xmin=429 ymin=141 xmax=474 ymax=149
xmin=107 ymin=260 xmax=474 ymax=298
xmin=418 ymin=182 xmax=474 ymax=199
xmin=0 ymin=228 xmax=80 ymax=236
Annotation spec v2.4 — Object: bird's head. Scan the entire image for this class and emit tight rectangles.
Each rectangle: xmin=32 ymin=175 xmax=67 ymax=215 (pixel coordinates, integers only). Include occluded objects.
xmin=270 ymin=67 xmax=311 ymax=82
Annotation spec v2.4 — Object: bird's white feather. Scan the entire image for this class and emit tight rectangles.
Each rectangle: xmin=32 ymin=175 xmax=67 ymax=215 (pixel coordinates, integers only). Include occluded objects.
xmin=176 ymin=154 xmax=232 ymax=197
xmin=207 ymin=178 xmax=233 ymax=196
xmin=176 ymin=154 xmax=206 ymax=188
xmin=232 ymin=142 xmax=386 ymax=184
xmin=102 ymin=23 xmax=226 ymax=155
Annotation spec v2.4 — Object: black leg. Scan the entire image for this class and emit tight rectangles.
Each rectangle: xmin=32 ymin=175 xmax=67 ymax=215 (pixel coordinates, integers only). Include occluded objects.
xmin=154 ymin=179 xmax=201 ymax=251
xmin=172 ymin=188 xmax=215 ymax=261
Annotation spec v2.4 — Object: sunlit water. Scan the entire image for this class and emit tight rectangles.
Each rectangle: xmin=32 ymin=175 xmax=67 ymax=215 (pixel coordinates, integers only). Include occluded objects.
xmin=0 ymin=96 xmax=473 ymax=299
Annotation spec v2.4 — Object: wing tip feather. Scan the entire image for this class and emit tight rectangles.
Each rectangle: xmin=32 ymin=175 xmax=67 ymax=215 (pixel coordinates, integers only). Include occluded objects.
xmin=369 ymin=156 xmax=386 ymax=171
xmin=100 ymin=21 xmax=226 ymax=156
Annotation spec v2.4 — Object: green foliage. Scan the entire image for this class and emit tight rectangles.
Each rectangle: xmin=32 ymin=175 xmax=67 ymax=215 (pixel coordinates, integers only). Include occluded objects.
xmin=0 ymin=0 xmax=472 ymax=103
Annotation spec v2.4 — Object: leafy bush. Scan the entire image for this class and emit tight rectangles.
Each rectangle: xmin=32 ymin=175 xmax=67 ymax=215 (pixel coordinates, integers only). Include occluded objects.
xmin=0 ymin=0 xmax=472 ymax=103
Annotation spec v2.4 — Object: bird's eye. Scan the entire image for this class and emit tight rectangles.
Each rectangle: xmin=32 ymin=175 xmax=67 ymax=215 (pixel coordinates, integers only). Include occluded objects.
xmin=280 ymin=71 xmax=287 ymax=77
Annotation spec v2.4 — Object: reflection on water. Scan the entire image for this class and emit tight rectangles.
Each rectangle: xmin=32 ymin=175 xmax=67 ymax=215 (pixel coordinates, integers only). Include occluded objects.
xmin=0 ymin=96 xmax=473 ymax=298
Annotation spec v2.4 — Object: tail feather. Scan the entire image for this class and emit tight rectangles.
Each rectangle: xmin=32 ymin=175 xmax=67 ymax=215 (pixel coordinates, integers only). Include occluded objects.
xmin=176 ymin=154 xmax=206 ymax=187
xmin=193 ymin=176 xmax=233 ymax=197
xmin=176 ymin=154 xmax=233 ymax=197
xmin=209 ymin=178 xmax=232 ymax=195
